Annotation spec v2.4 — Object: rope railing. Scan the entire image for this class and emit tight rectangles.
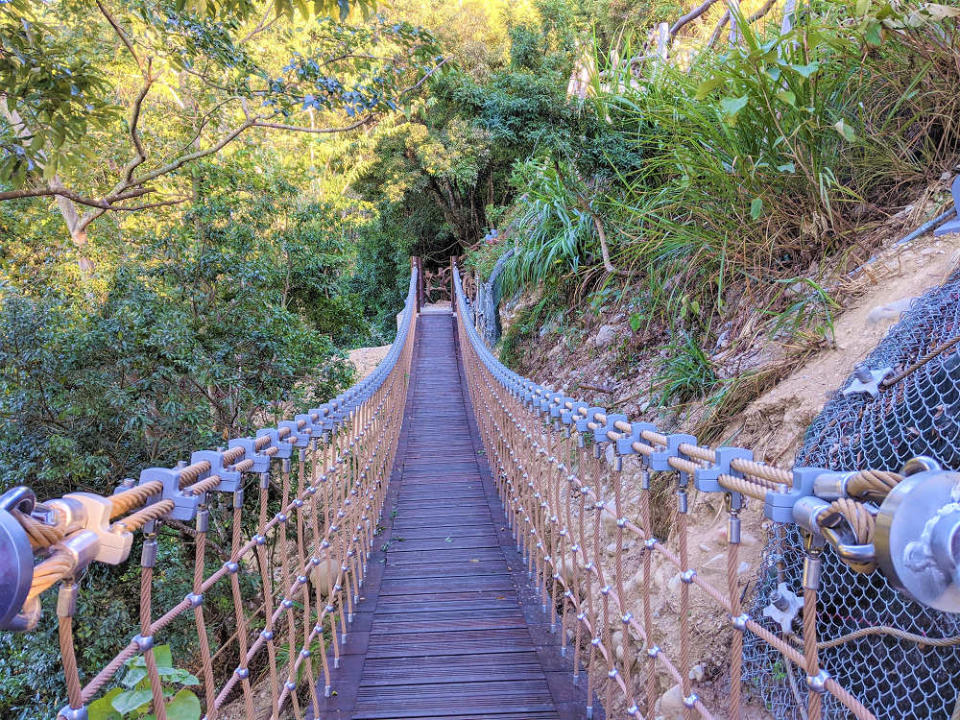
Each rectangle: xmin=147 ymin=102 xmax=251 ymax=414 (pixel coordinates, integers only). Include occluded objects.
xmin=451 ymin=259 xmax=954 ymax=720
xmin=0 ymin=261 xmax=420 ymax=720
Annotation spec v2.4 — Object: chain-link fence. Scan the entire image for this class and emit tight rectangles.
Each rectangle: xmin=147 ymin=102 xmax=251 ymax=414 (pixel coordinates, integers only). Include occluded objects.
xmin=745 ymin=271 xmax=960 ymax=719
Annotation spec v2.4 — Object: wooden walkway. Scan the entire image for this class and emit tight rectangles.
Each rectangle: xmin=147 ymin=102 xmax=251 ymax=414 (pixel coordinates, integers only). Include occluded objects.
xmin=312 ymin=311 xmax=594 ymax=720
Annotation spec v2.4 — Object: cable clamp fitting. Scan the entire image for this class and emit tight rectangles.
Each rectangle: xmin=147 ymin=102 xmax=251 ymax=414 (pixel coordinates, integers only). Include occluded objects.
xmin=649 ymin=434 xmax=697 ymax=474
xmin=693 ymin=447 xmax=752 ymax=499
xmin=256 ymin=428 xmax=292 ymax=460
xmin=764 ymin=466 xmax=821 ymax=524
xmin=279 ymin=420 xmax=311 ymax=448
xmin=575 ymin=407 xmax=606 ymax=435
xmin=595 ymin=413 xmax=627 ymax=445
xmin=614 ymin=422 xmax=658 ymax=462
xmin=190 ymin=450 xmax=241 ymax=494
xmin=138 ymin=465 xmax=205 ymax=522
xmin=227 ymin=437 xmax=271 ymax=474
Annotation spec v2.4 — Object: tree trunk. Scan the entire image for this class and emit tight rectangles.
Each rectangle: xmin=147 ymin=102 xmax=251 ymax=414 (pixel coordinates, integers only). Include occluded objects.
xmin=55 ymin=195 xmax=95 ymax=280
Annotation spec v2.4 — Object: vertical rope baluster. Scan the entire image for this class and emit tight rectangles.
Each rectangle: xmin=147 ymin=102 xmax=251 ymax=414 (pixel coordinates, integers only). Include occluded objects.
xmin=727 ymin=494 xmax=744 ymax=720
xmin=140 ymin=533 xmax=168 ymax=720
xmin=229 ymin=494 xmax=256 ymax=720
xmin=192 ymin=505 xmax=217 ymax=718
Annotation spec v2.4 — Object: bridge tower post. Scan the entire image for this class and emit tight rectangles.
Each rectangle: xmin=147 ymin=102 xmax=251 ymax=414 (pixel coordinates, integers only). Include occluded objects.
xmin=411 ymin=256 xmax=423 ymax=312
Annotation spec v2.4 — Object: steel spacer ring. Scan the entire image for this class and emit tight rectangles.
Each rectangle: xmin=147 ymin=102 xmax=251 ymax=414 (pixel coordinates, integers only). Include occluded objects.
xmin=133 ymin=634 xmax=154 ymax=652
xmin=185 ymin=593 xmax=204 ymax=608
xmin=731 ymin=613 xmax=750 ymax=631
xmin=647 ymin=645 xmax=661 ymax=658
xmin=234 ymin=667 xmax=250 ymax=679
xmin=683 ymin=694 xmax=699 ymax=709
xmin=57 ymin=706 xmax=88 ymax=720
xmin=806 ymin=670 xmax=831 ymax=694
xmin=681 ymin=569 xmax=697 ymax=584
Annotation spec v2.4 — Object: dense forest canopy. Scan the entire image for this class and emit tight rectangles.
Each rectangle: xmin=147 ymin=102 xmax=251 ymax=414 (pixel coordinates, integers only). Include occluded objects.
xmin=1 ymin=0 xmax=959 ymax=716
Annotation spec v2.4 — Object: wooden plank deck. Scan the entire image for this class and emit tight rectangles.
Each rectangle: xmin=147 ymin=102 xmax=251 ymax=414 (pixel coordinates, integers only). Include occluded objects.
xmin=311 ymin=311 xmax=595 ymax=720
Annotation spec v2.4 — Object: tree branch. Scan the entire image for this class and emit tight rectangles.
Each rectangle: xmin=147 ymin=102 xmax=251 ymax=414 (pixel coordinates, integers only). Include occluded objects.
xmin=252 ymin=114 xmax=376 ymax=134
xmin=399 ymin=57 xmax=448 ymax=98
xmin=121 ymin=63 xmax=154 ymax=186
xmin=95 ymin=0 xmax=142 ymax=70
xmin=706 ymin=10 xmax=732 ymax=50
xmin=126 ymin=117 xmax=258 ymax=188
xmin=748 ymin=0 xmax=779 ymax=24
xmin=238 ymin=4 xmax=277 ymax=45
xmin=0 ymin=185 xmax=147 ymax=207
xmin=670 ymin=0 xmax=723 ymax=39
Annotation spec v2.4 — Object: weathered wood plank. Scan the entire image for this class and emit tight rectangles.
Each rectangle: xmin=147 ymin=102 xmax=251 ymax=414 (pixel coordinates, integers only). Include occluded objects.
xmin=309 ymin=313 xmax=595 ymax=720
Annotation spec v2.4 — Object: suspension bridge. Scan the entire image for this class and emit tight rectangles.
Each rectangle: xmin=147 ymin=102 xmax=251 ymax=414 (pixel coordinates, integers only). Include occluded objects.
xmin=2 ymin=258 xmax=960 ymax=720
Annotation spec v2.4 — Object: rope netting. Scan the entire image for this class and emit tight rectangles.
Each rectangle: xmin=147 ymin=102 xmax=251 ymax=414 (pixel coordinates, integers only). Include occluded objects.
xmin=453 ymin=263 xmax=883 ymax=720
xmin=2 ymin=265 xmax=418 ymax=720
xmin=745 ymin=271 xmax=960 ymax=720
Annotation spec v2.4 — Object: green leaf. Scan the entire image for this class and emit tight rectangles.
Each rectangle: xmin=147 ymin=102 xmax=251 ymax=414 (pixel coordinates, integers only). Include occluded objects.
xmin=777 ymin=162 xmax=796 ymax=173
xmin=864 ymin=21 xmax=883 ymax=45
xmin=833 ymin=119 xmax=856 ymax=141
xmin=166 ymin=690 xmax=202 ymax=720
xmin=856 ymin=0 xmax=871 ymax=14
xmin=791 ymin=62 xmax=820 ymax=78
xmin=152 ymin=644 xmax=174 ymax=669
xmin=89 ymin=689 xmax=123 ymax=720
xmin=122 ymin=666 xmax=148 ymax=688
xmin=629 ymin=313 xmax=643 ymax=333
xmin=719 ymin=95 xmax=749 ymax=124
xmin=776 ymin=89 xmax=796 ymax=107
xmin=159 ymin=667 xmax=200 ymax=686
xmin=926 ymin=3 xmax=960 ymax=18
xmin=111 ymin=689 xmax=153 ymax=715
xmin=750 ymin=197 xmax=764 ymax=220
xmin=695 ymin=76 xmax=726 ymax=99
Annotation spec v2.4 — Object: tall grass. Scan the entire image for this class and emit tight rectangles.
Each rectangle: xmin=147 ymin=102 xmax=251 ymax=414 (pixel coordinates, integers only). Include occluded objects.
xmin=505 ymin=0 xmax=960 ymax=331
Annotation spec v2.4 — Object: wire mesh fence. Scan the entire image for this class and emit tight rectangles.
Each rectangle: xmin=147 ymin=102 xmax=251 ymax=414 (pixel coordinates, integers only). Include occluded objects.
xmin=744 ymin=271 xmax=960 ymax=720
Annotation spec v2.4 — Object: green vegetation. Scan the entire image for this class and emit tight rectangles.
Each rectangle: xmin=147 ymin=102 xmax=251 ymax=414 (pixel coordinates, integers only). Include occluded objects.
xmin=1 ymin=0 xmax=959 ymax=716
xmin=88 ymin=645 xmax=201 ymax=720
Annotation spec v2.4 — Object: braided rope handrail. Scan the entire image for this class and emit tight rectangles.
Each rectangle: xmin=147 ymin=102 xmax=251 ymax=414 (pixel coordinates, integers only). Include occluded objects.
xmin=0 ymin=261 xmax=421 ymax=720
xmin=452 ymin=261 xmax=881 ymax=720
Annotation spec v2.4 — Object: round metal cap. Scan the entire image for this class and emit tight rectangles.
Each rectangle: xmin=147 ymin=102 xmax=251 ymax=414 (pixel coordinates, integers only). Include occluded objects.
xmin=875 ymin=466 xmax=960 ymax=612
xmin=0 ymin=487 xmax=36 ymax=630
